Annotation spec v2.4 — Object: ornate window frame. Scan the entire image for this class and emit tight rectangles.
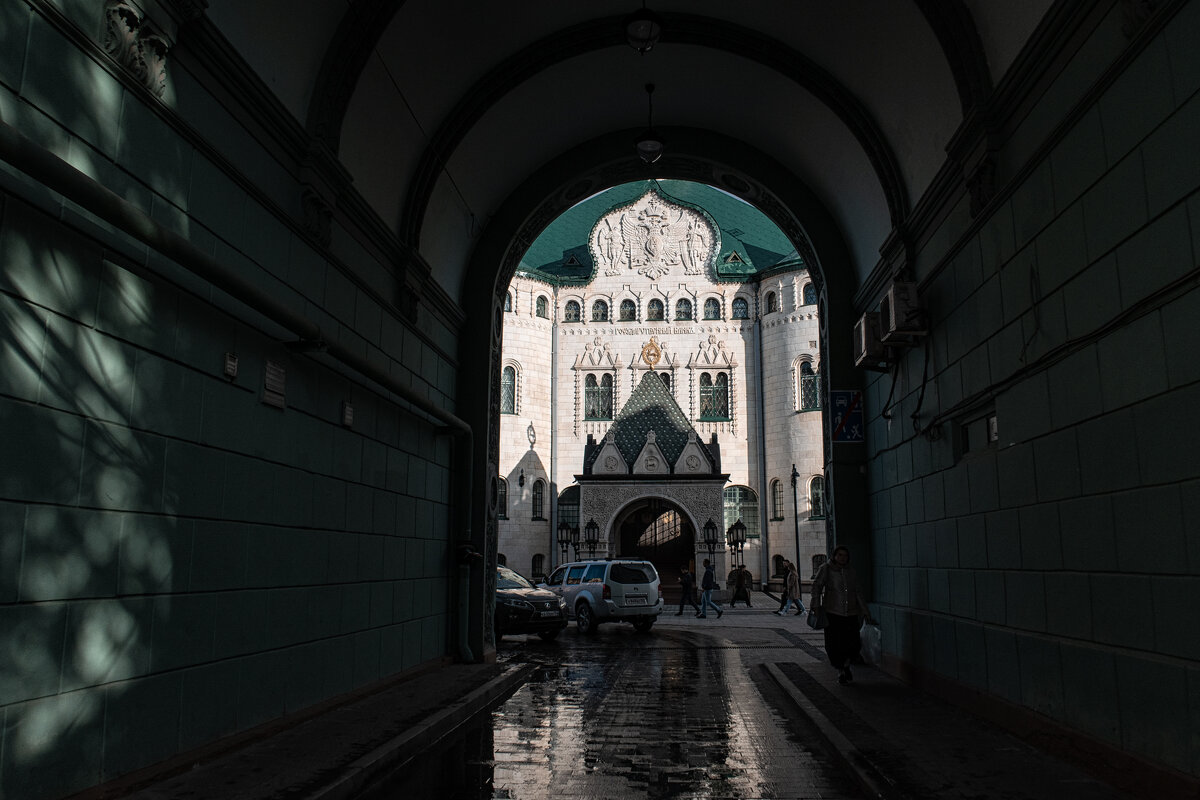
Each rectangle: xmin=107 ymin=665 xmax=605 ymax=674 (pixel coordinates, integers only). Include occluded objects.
xmin=564 ymin=298 xmax=581 ymax=322
xmin=770 ymin=478 xmax=784 ymax=520
xmin=501 ymin=361 xmax=519 ymax=415
xmin=702 ymin=296 xmax=722 ymax=320
xmin=536 ymin=295 xmax=549 ymax=318
xmin=809 ymin=476 xmax=826 ymax=519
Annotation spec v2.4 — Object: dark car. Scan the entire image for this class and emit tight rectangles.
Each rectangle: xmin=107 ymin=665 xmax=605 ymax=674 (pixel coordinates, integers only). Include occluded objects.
xmin=495 ymin=565 xmax=568 ymax=641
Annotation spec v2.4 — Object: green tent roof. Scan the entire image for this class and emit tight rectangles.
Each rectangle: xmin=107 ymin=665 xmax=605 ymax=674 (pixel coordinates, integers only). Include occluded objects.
xmin=585 ymin=371 xmax=717 ymax=473
xmin=519 ymin=180 xmax=799 ymax=284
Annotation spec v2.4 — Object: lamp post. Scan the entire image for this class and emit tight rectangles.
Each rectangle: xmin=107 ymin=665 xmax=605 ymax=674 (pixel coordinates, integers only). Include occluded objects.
xmin=584 ymin=518 xmax=599 ymax=559
xmin=571 ymin=523 xmax=581 ymax=561
xmin=726 ymin=518 xmax=747 ymax=567
xmin=790 ymin=464 xmax=801 ymax=566
xmin=702 ymin=517 xmax=719 ymax=558
xmin=557 ymin=519 xmax=571 ymax=565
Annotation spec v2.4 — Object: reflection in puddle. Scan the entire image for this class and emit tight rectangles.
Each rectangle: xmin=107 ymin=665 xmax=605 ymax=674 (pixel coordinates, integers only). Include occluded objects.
xmin=361 ymin=634 xmax=855 ymax=799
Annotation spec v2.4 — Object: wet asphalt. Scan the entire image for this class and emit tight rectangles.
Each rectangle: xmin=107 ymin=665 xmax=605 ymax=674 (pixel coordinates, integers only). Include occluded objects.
xmin=364 ymin=610 xmax=862 ymax=799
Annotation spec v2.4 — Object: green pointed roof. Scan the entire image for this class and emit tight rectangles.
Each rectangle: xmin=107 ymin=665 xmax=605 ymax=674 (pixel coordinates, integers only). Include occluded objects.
xmin=585 ymin=371 xmax=716 ymax=473
xmin=518 ymin=180 xmax=799 ymax=283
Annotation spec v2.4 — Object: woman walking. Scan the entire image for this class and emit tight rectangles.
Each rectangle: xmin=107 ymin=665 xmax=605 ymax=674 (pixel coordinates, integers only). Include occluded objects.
xmin=810 ymin=546 xmax=871 ymax=684
xmin=776 ymin=561 xmax=805 ymax=616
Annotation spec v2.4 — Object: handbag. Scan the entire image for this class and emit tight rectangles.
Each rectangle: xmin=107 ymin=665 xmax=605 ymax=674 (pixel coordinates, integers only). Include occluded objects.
xmin=860 ymin=620 xmax=882 ymax=664
xmin=806 ymin=607 xmax=827 ymax=629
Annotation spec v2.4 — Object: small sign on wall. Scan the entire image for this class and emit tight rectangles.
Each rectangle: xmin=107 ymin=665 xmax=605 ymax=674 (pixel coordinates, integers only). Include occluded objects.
xmin=263 ymin=360 xmax=286 ymax=409
xmin=830 ymin=390 xmax=863 ymax=443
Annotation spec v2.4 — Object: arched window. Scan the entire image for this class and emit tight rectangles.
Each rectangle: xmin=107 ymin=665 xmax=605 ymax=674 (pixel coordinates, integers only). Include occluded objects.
xmin=497 ymin=476 xmax=508 ymax=519
xmin=771 ymin=478 xmax=784 ymax=520
xmin=501 ymin=365 xmax=517 ymax=414
xmin=564 ymin=300 xmax=581 ymax=322
xmin=531 ymin=553 xmax=545 ymax=580
xmin=536 ymin=295 xmax=548 ymax=318
xmin=799 ymin=361 xmax=821 ymax=411
xmin=703 ymin=298 xmax=721 ymax=320
xmin=619 ymin=299 xmax=637 ymax=321
xmin=772 ymin=554 xmax=786 ymax=577
xmin=584 ymin=373 xmax=613 ymax=420
xmin=732 ymin=297 xmax=749 ymax=319
xmin=647 ymin=299 xmax=664 ymax=320
xmin=504 ymin=292 xmax=512 ymax=312
xmin=675 ymin=299 xmax=693 ymax=320
xmin=809 ymin=476 xmax=826 ymax=519
xmin=532 ymin=479 xmax=545 ymax=520
xmin=591 ymin=300 xmax=609 ymax=322
xmin=699 ymin=372 xmax=729 ymax=420
xmin=723 ymin=485 xmax=759 ymax=543
xmin=803 ymin=282 xmax=817 ymax=305
xmin=659 ymin=371 xmax=671 ymax=393
xmin=766 ymin=291 xmax=779 ymax=313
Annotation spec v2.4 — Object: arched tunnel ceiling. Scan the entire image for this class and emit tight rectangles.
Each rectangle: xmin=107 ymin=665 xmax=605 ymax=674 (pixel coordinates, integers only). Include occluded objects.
xmin=204 ymin=0 xmax=1054 ymax=304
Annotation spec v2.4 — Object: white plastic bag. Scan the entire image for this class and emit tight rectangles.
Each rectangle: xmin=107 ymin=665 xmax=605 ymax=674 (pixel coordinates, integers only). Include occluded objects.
xmin=860 ymin=621 xmax=882 ymax=665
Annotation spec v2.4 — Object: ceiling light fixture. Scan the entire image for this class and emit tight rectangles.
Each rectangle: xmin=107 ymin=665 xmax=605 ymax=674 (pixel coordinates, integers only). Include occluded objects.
xmin=635 ymin=83 xmax=665 ymax=164
xmin=624 ymin=2 xmax=663 ymax=54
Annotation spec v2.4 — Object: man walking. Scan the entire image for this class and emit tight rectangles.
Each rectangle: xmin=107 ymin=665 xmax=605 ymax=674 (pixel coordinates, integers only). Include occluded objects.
xmin=697 ymin=558 xmax=723 ymax=619
xmin=675 ymin=564 xmax=701 ymax=616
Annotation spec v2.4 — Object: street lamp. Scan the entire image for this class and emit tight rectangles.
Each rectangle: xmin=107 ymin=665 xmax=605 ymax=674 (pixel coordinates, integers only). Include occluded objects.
xmin=584 ymin=518 xmax=599 ymax=559
xmin=702 ymin=517 xmax=719 ymax=558
xmin=726 ymin=518 xmax=747 ymax=567
xmin=557 ymin=519 xmax=572 ymax=564
xmin=790 ymin=464 xmax=801 ymax=567
xmin=571 ymin=523 xmax=582 ymax=560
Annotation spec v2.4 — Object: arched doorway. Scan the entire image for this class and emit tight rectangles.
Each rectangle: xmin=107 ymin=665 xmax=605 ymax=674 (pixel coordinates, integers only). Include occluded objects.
xmin=612 ymin=498 xmax=695 ymax=604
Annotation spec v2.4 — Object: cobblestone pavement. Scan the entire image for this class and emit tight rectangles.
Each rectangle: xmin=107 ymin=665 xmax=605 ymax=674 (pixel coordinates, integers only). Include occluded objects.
xmin=369 ymin=613 xmax=862 ymax=799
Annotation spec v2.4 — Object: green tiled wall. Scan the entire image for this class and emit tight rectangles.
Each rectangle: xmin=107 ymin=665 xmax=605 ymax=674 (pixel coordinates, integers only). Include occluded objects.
xmin=868 ymin=4 xmax=1200 ymax=776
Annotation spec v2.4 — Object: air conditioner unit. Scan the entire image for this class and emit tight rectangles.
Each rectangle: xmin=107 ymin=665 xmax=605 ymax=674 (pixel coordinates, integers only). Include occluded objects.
xmin=878 ymin=280 xmax=927 ymax=343
xmin=853 ymin=312 xmax=888 ymax=369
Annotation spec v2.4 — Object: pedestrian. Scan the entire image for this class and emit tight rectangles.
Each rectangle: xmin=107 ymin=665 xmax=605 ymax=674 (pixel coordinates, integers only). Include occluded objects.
xmin=775 ymin=560 xmax=794 ymax=613
xmin=776 ymin=561 xmax=805 ymax=616
xmin=675 ymin=564 xmax=701 ymax=616
xmin=810 ymin=545 xmax=872 ymax=684
xmin=730 ymin=565 xmax=753 ymax=607
xmin=696 ymin=558 xmax=723 ymax=619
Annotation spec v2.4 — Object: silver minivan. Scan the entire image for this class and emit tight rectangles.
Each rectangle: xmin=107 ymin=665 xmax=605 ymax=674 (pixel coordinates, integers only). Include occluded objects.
xmin=540 ymin=559 xmax=664 ymax=634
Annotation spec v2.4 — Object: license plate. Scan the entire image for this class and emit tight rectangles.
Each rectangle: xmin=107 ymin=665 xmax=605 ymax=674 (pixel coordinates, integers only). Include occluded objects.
xmin=539 ymin=610 xmax=560 ymax=618
xmin=625 ymin=596 xmax=647 ymax=606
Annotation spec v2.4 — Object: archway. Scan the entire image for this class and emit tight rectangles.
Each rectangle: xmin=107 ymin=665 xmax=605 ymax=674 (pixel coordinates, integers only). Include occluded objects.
xmin=612 ymin=497 xmax=695 ymax=603
xmin=462 ymin=131 xmax=868 ymax=659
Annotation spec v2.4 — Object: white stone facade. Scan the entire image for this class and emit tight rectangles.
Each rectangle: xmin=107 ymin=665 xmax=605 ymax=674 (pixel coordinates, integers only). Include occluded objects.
xmin=499 ymin=191 xmax=825 ymax=586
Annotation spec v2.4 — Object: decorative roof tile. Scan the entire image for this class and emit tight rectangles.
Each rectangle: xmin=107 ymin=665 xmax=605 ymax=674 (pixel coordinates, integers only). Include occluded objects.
xmin=583 ymin=371 xmax=716 ymax=473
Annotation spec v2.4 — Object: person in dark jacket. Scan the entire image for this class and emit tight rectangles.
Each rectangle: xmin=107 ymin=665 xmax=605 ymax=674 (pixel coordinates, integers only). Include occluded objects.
xmin=674 ymin=565 xmax=701 ymax=615
xmin=730 ymin=565 xmax=753 ymax=607
xmin=810 ymin=546 xmax=872 ymax=684
xmin=697 ymin=558 xmax=723 ymax=618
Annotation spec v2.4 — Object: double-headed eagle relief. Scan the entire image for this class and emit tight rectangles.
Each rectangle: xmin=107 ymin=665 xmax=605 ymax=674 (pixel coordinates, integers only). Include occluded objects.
xmin=591 ymin=190 xmax=720 ymax=280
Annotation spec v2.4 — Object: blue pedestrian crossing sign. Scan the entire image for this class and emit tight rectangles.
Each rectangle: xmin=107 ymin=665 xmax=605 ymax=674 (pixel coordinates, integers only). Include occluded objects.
xmin=830 ymin=390 xmax=864 ymax=443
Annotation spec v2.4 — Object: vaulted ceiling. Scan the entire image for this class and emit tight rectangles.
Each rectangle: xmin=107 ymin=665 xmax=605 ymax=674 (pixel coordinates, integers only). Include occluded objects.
xmin=204 ymin=0 xmax=1053 ymax=303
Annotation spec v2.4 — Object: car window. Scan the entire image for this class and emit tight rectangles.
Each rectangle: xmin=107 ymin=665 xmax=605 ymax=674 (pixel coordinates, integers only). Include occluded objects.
xmin=610 ymin=563 xmax=656 ymax=584
xmin=584 ymin=564 xmax=606 ymax=583
xmin=496 ymin=566 xmax=533 ymax=590
xmin=546 ymin=567 xmax=566 ymax=586
xmin=566 ymin=566 xmax=586 ymax=585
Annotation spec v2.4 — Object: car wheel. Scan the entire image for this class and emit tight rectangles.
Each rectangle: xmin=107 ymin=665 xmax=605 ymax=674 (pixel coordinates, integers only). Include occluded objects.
xmin=537 ymin=630 xmax=560 ymax=641
xmin=633 ymin=617 xmax=654 ymax=633
xmin=576 ymin=602 xmax=597 ymax=635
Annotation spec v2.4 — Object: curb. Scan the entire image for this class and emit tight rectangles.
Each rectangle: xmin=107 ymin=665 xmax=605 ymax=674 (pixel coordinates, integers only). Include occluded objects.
xmin=763 ymin=663 xmax=893 ymax=800
xmin=308 ymin=662 xmax=537 ymax=800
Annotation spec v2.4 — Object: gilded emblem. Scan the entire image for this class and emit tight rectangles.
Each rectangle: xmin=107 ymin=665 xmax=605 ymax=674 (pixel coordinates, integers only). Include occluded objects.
xmin=641 ymin=338 xmax=662 ymax=369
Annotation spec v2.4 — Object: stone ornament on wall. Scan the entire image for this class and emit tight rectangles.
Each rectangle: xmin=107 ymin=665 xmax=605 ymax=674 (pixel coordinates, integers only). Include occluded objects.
xmin=101 ymin=0 xmax=204 ymax=97
xmin=590 ymin=190 xmax=720 ymax=279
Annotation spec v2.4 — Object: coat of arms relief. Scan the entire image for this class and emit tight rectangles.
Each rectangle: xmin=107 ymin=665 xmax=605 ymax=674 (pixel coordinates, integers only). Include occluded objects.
xmin=591 ymin=191 xmax=719 ymax=280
